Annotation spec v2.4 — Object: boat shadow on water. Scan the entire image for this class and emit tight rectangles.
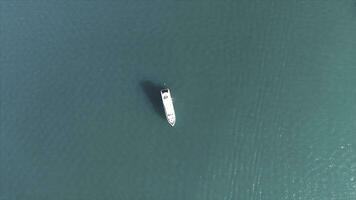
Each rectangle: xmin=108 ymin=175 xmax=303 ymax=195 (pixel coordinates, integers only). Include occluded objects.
xmin=140 ymin=80 xmax=166 ymax=119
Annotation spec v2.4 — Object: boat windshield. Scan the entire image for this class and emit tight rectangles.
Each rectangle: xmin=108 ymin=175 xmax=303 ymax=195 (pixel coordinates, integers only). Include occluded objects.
xmin=161 ymin=89 xmax=168 ymax=93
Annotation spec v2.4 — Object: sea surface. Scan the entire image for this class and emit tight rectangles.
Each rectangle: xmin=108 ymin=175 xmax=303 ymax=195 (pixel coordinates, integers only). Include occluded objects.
xmin=1 ymin=1 xmax=356 ymax=199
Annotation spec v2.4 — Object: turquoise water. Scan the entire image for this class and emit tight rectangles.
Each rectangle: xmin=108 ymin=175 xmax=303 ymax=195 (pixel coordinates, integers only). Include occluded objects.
xmin=2 ymin=1 xmax=356 ymax=199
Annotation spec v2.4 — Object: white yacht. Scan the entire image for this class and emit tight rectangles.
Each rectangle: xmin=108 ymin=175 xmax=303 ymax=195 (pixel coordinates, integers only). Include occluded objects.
xmin=160 ymin=88 xmax=176 ymax=126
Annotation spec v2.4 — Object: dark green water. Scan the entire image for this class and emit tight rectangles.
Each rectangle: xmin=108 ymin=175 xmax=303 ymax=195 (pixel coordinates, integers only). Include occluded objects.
xmin=1 ymin=1 xmax=356 ymax=199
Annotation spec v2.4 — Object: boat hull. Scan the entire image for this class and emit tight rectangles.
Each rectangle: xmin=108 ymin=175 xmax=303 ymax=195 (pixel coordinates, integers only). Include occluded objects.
xmin=160 ymin=89 xmax=176 ymax=126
